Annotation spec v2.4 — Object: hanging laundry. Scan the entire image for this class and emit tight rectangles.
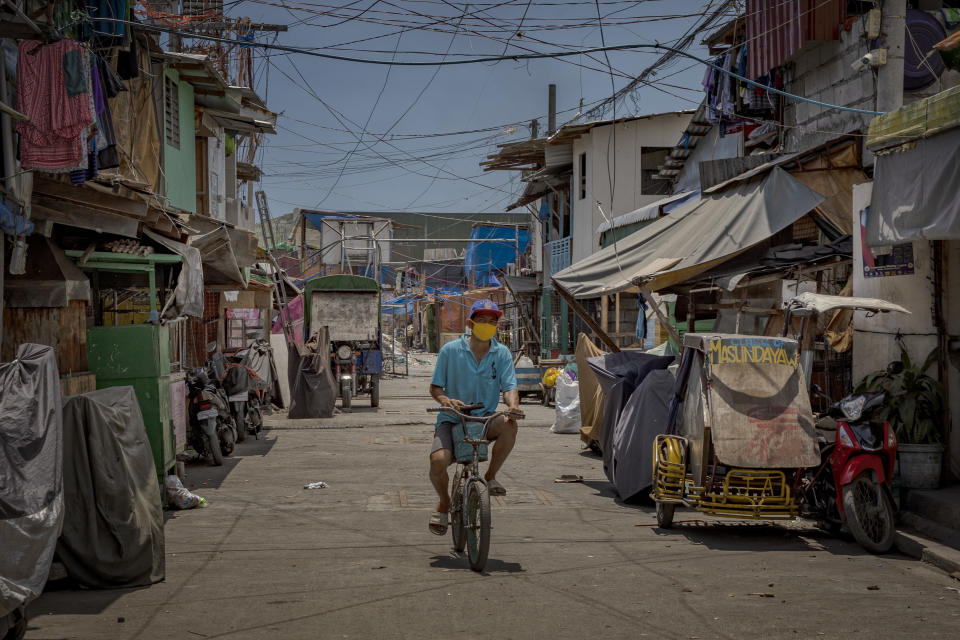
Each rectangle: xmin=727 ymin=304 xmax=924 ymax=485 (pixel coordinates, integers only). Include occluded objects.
xmin=86 ymin=0 xmax=128 ymax=45
xmin=95 ymin=59 xmax=120 ymax=169
xmin=117 ymin=30 xmax=140 ymax=80
xmin=16 ymin=39 xmax=95 ymax=172
xmin=98 ymin=57 xmax=127 ymax=98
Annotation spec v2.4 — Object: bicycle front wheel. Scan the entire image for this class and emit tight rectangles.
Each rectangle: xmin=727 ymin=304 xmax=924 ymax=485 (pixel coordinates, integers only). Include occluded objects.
xmin=465 ymin=480 xmax=490 ymax=572
xmin=451 ymin=472 xmax=466 ymax=552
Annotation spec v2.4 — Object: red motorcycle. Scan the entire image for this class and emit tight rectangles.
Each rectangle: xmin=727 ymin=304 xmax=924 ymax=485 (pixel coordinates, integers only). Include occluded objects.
xmin=799 ymin=362 xmax=902 ymax=553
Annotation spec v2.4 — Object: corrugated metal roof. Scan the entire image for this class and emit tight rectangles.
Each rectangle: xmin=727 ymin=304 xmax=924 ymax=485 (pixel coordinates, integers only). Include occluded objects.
xmin=547 ymin=110 xmax=696 ymax=145
xmin=746 ymin=0 xmax=845 ymax=78
xmin=698 ymin=154 xmax=781 ymax=191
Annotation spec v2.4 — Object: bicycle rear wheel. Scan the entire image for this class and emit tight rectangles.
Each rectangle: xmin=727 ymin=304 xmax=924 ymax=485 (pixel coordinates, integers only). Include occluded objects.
xmin=451 ymin=471 xmax=466 ymax=552
xmin=465 ymin=480 xmax=490 ymax=572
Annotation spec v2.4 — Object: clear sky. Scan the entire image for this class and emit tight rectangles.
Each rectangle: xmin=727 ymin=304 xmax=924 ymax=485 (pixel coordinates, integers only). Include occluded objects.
xmin=216 ymin=1 xmax=724 ymax=216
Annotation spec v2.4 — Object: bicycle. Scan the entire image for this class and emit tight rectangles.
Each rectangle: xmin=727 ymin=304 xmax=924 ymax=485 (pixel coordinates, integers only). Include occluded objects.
xmin=427 ymin=403 xmax=524 ymax=572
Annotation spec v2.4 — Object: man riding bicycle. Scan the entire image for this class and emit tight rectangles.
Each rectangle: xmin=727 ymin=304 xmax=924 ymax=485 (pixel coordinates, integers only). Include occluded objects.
xmin=428 ymin=299 xmax=520 ymax=535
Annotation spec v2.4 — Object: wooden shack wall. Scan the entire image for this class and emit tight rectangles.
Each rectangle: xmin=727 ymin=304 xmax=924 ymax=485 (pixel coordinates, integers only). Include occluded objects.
xmin=1 ymin=300 xmax=88 ymax=374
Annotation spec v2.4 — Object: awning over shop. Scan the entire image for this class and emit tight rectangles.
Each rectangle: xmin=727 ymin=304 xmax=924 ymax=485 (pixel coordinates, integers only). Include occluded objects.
xmin=866 ymin=127 xmax=960 ymax=246
xmin=552 ymin=167 xmax=826 ymax=297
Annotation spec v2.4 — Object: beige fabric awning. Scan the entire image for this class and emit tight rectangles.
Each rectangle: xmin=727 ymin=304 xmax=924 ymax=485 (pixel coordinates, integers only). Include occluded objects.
xmin=552 ymin=167 xmax=826 ymax=297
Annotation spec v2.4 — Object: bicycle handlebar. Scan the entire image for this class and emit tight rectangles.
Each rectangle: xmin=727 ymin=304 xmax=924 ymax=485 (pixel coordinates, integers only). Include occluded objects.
xmin=426 ymin=403 xmax=484 ymax=413
xmin=426 ymin=405 xmax=525 ymax=420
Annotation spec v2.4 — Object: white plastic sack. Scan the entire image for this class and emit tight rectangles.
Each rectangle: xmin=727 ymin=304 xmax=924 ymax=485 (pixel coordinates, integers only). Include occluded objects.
xmin=550 ymin=373 xmax=581 ymax=434
xmin=164 ymin=475 xmax=207 ymax=510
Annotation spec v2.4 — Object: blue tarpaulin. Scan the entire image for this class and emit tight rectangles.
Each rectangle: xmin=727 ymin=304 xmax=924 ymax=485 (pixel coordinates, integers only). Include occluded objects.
xmin=465 ymin=225 xmax=530 ymax=287
xmin=302 ymin=211 xmax=359 ymax=232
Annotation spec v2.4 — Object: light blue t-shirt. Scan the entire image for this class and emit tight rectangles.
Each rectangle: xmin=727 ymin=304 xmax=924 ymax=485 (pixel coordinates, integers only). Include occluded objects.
xmin=431 ymin=335 xmax=517 ymax=426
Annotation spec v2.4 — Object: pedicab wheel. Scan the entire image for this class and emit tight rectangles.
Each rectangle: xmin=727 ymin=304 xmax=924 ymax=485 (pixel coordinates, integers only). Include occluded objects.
xmin=656 ymin=502 xmax=675 ymax=529
xmin=371 ymin=376 xmax=380 ymax=408
xmin=451 ymin=473 xmax=466 ymax=552
xmin=341 ymin=382 xmax=352 ymax=411
xmin=465 ymin=481 xmax=490 ymax=572
xmin=207 ymin=433 xmax=223 ymax=466
xmin=843 ymin=474 xmax=895 ymax=553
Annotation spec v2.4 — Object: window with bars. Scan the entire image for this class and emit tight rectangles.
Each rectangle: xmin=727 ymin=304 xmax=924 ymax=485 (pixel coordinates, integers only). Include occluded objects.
xmin=164 ymin=75 xmax=180 ymax=149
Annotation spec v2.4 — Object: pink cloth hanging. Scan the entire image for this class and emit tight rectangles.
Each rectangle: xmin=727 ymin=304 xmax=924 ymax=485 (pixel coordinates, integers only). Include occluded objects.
xmin=16 ymin=40 xmax=94 ymax=171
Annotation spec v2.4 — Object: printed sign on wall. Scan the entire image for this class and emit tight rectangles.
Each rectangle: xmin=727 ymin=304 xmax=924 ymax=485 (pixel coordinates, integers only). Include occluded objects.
xmin=861 ymin=206 xmax=915 ymax=278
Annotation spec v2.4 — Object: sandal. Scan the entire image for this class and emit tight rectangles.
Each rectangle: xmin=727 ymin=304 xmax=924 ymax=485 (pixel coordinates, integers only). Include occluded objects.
xmin=487 ymin=479 xmax=507 ymax=496
xmin=429 ymin=511 xmax=448 ymax=536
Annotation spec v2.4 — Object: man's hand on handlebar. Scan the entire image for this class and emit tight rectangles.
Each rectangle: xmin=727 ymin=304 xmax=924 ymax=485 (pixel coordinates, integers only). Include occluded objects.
xmin=440 ymin=396 xmax=466 ymax=410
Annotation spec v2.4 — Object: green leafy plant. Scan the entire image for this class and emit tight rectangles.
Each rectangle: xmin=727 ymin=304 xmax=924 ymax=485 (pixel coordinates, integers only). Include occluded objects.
xmin=854 ymin=344 xmax=944 ymax=445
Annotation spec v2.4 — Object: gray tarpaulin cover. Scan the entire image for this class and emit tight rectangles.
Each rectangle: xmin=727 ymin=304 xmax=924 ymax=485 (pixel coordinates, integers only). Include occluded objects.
xmin=287 ymin=327 xmax=337 ymax=419
xmin=57 ymin=387 xmax=165 ymax=588
xmin=190 ymin=227 xmax=246 ymax=286
xmin=144 ymin=230 xmax=203 ymax=320
xmin=586 ymin=351 xmax=675 ymax=482
xmin=552 ymin=167 xmax=826 ymax=296
xmin=610 ymin=369 xmax=675 ymax=501
xmin=243 ymin=341 xmax=285 ymax=409
xmin=0 ymin=344 xmax=63 ymax=618
xmin=866 ymin=128 xmax=960 ymax=246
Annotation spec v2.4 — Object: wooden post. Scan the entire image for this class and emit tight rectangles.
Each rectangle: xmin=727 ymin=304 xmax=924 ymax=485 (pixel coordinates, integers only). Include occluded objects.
xmin=552 ymin=281 xmax=620 ymax=352
xmin=600 ymin=295 xmax=608 ymax=336
xmin=639 ymin=285 xmax=681 ymax=348
xmin=615 ymin=293 xmax=621 ymax=342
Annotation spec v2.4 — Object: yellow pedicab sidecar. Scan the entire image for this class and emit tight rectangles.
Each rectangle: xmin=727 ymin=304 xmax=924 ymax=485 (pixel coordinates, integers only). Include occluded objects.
xmin=651 ymin=334 xmax=821 ymax=527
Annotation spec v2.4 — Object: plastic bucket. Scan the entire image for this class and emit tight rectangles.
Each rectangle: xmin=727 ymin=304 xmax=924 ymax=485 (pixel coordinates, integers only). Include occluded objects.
xmin=898 ymin=443 xmax=943 ymax=490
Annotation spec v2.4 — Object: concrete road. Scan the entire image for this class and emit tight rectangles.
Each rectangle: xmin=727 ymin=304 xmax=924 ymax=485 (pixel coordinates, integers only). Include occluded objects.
xmin=28 ymin=364 xmax=960 ymax=639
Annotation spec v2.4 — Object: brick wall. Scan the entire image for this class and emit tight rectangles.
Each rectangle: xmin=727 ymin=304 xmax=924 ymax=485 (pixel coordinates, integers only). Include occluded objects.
xmin=782 ymin=15 xmax=875 ymax=153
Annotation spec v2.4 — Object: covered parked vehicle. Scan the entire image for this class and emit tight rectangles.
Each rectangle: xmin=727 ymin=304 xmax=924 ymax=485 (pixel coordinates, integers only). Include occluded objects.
xmin=650 ymin=329 xmax=903 ymax=554
xmin=303 ymin=275 xmax=383 ymax=410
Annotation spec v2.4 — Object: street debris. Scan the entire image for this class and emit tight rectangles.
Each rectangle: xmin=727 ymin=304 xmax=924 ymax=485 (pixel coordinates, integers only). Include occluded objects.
xmin=748 ymin=593 xmax=775 ymax=598
xmin=867 ymin=585 xmax=880 ymax=590
xmin=554 ymin=474 xmax=584 ymax=483
xmin=165 ymin=475 xmax=207 ymax=509
xmin=304 ymin=481 xmax=329 ymax=489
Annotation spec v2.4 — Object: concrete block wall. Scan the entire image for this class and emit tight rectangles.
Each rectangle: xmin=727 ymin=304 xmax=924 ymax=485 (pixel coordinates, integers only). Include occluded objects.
xmin=783 ymin=16 xmax=875 ymax=153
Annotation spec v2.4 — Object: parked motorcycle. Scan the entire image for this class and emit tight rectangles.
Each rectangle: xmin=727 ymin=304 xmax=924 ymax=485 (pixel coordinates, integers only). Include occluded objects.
xmin=186 ymin=365 xmax=237 ymax=465
xmin=799 ymin=361 xmax=903 ymax=553
xmin=222 ymin=358 xmax=259 ymax=442
xmin=333 ymin=342 xmax=357 ymax=411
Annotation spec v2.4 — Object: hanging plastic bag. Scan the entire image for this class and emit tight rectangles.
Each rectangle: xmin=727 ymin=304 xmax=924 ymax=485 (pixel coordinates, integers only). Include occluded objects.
xmin=550 ymin=372 xmax=581 ymax=434
xmin=542 ymin=367 xmax=561 ymax=388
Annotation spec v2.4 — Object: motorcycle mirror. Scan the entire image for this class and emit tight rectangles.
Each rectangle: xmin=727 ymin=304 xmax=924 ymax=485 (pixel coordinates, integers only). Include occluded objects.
xmin=811 ymin=383 xmax=824 ymax=395
xmin=886 ymin=361 xmax=904 ymax=375
xmin=206 ymin=341 xmax=218 ymax=354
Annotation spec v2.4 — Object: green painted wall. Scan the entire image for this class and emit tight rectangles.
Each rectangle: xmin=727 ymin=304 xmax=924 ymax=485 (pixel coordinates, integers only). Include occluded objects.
xmin=599 ymin=218 xmax=655 ymax=249
xmin=163 ymin=68 xmax=196 ymax=213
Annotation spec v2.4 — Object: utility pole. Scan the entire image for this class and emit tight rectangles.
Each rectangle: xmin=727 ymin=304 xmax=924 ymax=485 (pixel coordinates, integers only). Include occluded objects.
xmin=877 ymin=0 xmax=905 ymax=112
xmin=547 ymin=84 xmax=557 ymax=136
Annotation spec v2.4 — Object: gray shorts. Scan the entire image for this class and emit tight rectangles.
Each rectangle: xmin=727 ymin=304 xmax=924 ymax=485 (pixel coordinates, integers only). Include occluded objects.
xmin=431 ymin=422 xmax=457 ymax=454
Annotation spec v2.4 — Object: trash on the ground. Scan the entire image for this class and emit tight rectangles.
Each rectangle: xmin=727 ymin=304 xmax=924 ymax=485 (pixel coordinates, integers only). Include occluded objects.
xmin=304 ymin=481 xmax=329 ymax=489
xmin=867 ymin=585 xmax=880 ymax=590
xmin=749 ymin=593 xmax=775 ymax=598
xmin=554 ymin=474 xmax=584 ymax=483
xmin=550 ymin=372 xmax=581 ymax=434
xmin=165 ymin=475 xmax=207 ymax=509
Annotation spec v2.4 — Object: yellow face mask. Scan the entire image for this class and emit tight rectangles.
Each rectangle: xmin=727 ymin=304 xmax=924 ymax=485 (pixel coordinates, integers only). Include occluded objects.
xmin=471 ymin=321 xmax=497 ymax=341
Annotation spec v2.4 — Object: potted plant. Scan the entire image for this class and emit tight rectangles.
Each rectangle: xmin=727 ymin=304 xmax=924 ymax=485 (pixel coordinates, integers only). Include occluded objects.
xmin=855 ymin=343 xmax=944 ymax=490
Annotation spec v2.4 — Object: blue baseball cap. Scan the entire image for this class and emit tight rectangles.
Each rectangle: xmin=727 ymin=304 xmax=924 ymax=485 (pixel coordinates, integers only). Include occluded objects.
xmin=469 ymin=298 xmax=502 ymax=319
